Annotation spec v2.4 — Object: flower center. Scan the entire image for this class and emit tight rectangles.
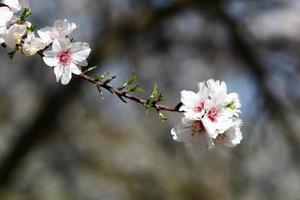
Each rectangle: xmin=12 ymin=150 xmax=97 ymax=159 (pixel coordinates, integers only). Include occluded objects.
xmin=191 ymin=120 xmax=204 ymax=134
xmin=58 ymin=50 xmax=71 ymax=65
xmin=193 ymin=101 xmax=204 ymax=112
xmin=207 ymin=107 xmax=218 ymax=122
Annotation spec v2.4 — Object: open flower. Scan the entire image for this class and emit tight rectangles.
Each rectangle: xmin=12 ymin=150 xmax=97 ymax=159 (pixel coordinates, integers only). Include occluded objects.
xmin=171 ymin=117 xmax=214 ymax=151
xmin=179 ymin=82 xmax=208 ymax=120
xmin=43 ymin=38 xmax=91 ymax=85
xmin=171 ymin=79 xmax=242 ymax=151
xmin=38 ymin=19 xmax=77 ymax=45
xmin=3 ymin=23 xmax=27 ymax=48
xmin=21 ymin=32 xmax=46 ymax=56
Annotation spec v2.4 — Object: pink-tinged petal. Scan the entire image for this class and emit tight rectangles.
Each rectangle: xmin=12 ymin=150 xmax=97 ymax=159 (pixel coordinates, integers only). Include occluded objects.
xmin=69 ymin=62 xmax=81 ymax=75
xmin=43 ymin=56 xmax=59 ymax=67
xmin=54 ymin=66 xmax=63 ymax=82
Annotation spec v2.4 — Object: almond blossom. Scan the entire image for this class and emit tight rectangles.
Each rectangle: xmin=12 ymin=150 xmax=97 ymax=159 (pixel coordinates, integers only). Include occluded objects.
xmin=171 ymin=117 xmax=214 ymax=151
xmin=21 ymin=32 xmax=46 ymax=56
xmin=0 ymin=7 xmax=13 ymax=44
xmin=43 ymin=38 xmax=91 ymax=85
xmin=172 ymin=79 xmax=242 ymax=150
xmin=38 ymin=19 xmax=77 ymax=45
xmin=3 ymin=23 xmax=27 ymax=48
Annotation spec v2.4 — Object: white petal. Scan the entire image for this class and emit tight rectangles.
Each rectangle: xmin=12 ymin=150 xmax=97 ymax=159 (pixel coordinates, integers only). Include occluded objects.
xmin=54 ymin=66 xmax=63 ymax=82
xmin=43 ymin=56 xmax=59 ymax=67
xmin=37 ymin=28 xmax=53 ymax=45
xmin=202 ymin=115 xmax=218 ymax=138
xmin=180 ymin=90 xmax=200 ymax=107
xmin=3 ymin=0 xmax=21 ymax=12
xmin=52 ymin=39 xmax=62 ymax=52
xmin=0 ymin=7 xmax=13 ymax=27
xmin=71 ymin=42 xmax=91 ymax=63
xmin=69 ymin=62 xmax=81 ymax=75
xmin=61 ymin=66 xmax=72 ymax=85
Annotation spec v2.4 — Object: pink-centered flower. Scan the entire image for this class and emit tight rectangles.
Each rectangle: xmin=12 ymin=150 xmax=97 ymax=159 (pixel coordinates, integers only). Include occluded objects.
xmin=171 ymin=79 xmax=242 ymax=151
xmin=171 ymin=117 xmax=214 ymax=151
xmin=43 ymin=38 xmax=91 ymax=85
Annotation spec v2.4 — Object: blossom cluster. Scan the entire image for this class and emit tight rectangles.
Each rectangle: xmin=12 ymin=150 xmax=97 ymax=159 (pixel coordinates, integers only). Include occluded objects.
xmin=0 ymin=0 xmax=91 ymax=84
xmin=171 ymin=80 xmax=242 ymax=151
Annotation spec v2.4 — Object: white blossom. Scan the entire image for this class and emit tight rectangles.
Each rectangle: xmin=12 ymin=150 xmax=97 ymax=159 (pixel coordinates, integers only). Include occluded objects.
xmin=213 ymin=120 xmax=242 ymax=147
xmin=171 ymin=117 xmax=214 ymax=151
xmin=43 ymin=38 xmax=91 ymax=85
xmin=3 ymin=23 xmax=27 ymax=48
xmin=38 ymin=19 xmax=77 ymax=45
xmin=21 ymin=32 xmax=46 ymax=56
xmin=0 ymin=7 xmax=13 ymax=44
xmin=171 ymin=79 xmax=242 ymax=151
xmin=2 ymin=0 xmax=29 ymax=13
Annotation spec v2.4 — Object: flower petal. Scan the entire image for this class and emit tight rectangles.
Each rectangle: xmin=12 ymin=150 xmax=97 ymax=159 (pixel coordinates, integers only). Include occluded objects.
xmin=43 ymin=56 xmax=59 ymax=67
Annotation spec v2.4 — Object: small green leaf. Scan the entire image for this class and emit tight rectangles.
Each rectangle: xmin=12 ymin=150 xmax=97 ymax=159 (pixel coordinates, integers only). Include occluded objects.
xmin=70 ymin=38 xmax=75 ymax=43
xmin=144 ymin=83 xmax=165 ymax=110
xmin=157 ymin=93 xmax=164 ymax=102
xmin=94 ymin=72 xmax=109 ymax=81
xmin=158 ymin=112 xmax=168 ymax=122
xmin=126 ymin=72 xmax=137 ymax=86
xmin=20 ymin=8 xmax=32 ymax=20
xmin=150 ymin=82 xmax=158 ymax=98
xmin=225 ymin=101 xmax=236 ymax=109
xmin=128 ymin=84 xmax=143 ymax=93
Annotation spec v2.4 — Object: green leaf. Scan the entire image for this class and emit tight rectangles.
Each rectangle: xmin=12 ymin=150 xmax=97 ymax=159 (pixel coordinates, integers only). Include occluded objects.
xmin=150 ymin=82 xmax=158 ymax=98
xmin=225 ymin=101 xmax=236 ymax=109
xmin=157 ymin=93 xmax=164 ymax=102
xmin=144 ymin=83 xmax=165 ymax=110
xmin=144 ymin=98 xmax=154 ymax=110
xmin=20 ymin=8 xmax=32 ymax=20
xmin=126 ymin=72 xmax=137 ymax=86
xmin=94 ymin=72 xmax=109 ymax=81
xmin=128 ymin=84 xmax=143 ymax=93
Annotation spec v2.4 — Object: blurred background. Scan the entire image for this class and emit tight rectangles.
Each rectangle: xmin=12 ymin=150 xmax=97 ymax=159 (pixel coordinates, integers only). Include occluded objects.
xmin=0 ymin=0 xmax=300 ymax=199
